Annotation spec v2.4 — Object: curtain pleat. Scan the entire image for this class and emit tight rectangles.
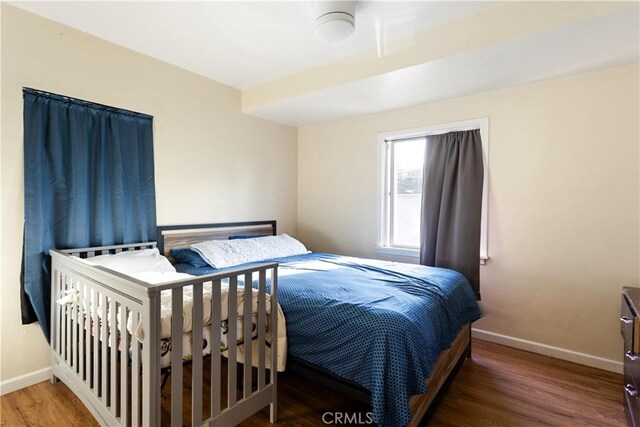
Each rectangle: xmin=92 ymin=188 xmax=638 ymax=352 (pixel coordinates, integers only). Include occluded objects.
xmin=21 ymin=88 xmax=157 ymax=339
xmin=419 ymin=129 xmax=484 ymax=298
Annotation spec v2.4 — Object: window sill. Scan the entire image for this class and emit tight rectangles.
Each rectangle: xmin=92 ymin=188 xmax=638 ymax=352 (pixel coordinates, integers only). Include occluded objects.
xmin=375 ymin=246 xmax=489 ymax=265
xmin=374 ymin=246 xmax=419 ymax=258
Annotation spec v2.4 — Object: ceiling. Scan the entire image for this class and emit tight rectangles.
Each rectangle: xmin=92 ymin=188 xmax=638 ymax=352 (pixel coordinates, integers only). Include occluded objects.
xmin=12 ymin=1 xmax=640 ymax=127
xmin=12 ymin=1 xmax=494 ymax=89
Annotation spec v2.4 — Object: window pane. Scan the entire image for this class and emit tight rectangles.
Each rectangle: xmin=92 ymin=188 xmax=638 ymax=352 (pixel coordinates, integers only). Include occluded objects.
xmin=392 ymin=139 xmax=425 ymax=247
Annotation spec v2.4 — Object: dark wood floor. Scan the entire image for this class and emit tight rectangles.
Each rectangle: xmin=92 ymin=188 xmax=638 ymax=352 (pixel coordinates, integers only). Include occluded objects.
xmin=0 ymin=339 xmax=626 ymax=426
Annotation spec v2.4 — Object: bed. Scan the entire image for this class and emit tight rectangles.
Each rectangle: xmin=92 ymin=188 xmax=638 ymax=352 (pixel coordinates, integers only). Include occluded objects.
xmin=157 ymin=221 xmax=482 ymax=427
xmin=49 ymin=237 xmax=280 ymax=426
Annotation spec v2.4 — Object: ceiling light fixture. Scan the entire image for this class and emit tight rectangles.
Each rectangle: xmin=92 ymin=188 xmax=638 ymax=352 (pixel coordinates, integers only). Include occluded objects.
xmin=313 ymin=1 xmax=356 ymax=44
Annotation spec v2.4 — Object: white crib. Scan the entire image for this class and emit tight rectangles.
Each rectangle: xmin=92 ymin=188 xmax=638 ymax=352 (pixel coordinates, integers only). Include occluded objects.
xmin=49 ymin=242 xmax=278 ymax=426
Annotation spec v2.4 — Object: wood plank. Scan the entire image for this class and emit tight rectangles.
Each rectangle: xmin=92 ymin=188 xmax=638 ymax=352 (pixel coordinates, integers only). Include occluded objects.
xmin=408 ymin=323 xmax=469 ymax=426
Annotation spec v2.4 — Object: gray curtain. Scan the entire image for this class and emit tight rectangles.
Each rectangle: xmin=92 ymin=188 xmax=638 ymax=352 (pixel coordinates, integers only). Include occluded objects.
xmin=419 ymin=129 xmax=483 ymax=298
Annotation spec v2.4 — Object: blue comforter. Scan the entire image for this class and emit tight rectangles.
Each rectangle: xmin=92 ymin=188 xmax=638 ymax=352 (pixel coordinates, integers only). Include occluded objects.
xmin=176 ymin=252 xmax=481 ymax=426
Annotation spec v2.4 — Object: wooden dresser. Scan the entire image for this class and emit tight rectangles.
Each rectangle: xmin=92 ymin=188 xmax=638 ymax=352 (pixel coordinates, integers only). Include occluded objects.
xmin=622 ymin=287 xmax=640 ymax=427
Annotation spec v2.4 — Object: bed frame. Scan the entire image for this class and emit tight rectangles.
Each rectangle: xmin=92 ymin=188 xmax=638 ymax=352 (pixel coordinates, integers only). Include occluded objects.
xmin=156 ymin=220 xmax=472 ymax=426
xmin=287 ymin=324 xmax=471 ymax=426
xmin=49 ymin=238 xmax=278 ymax=426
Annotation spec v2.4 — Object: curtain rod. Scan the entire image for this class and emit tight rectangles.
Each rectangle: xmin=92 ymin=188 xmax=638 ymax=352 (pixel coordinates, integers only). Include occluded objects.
xmin=23 ymin=87 xmax=153 ymax=120
xmin=385 ymin=135 xmax=428 ymax=143
xmin=385 ymin=127 xmax=481 ymax=143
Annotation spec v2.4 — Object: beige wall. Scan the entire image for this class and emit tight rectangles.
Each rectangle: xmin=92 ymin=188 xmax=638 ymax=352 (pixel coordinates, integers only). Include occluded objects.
xmin=298 ymin=64 xmax=640 ymax=366
xmin=0 ymin=5 xmax=297 ymax=382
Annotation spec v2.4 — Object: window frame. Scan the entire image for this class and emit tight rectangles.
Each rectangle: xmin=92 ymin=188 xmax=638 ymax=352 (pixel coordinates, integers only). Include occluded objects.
xmin=376 ymin=118 xmax=490 ymax=264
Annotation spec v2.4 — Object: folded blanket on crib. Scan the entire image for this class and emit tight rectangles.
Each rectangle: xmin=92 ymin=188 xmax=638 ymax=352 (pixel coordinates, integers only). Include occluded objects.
xmin=56 ymin=271 xmax=287 ymax=371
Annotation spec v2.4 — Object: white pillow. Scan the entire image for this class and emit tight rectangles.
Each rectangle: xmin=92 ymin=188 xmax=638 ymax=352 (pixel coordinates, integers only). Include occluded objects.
xmin=82 ymin=248 xmax=176 ymax=275
xmin=192 ymin=234 xmax=309 ymax=269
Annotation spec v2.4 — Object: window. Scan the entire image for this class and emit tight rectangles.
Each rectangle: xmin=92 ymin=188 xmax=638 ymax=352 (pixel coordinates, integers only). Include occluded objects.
xmin=387 ymin=137 xmax=426 ymax=248
xmin=377 ymin=118 xmax=489 ymax=263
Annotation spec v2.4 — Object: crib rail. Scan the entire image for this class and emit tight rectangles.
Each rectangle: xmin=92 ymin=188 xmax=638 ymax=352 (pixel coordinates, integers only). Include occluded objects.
xmin=50 ymin=244 xmax=278 ymax=427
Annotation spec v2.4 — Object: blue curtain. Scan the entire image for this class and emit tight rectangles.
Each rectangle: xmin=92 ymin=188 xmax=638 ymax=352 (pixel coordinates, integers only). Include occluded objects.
xmin=22 ymin=88 xmax=157 ymax=339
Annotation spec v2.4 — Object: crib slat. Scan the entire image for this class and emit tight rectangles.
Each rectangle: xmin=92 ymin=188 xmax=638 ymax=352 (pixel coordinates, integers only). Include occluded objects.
xmin=72 ymin=280 xmax=78 ymax=372
xmin=66 ymin=278 xmax=72 ymax=367
xmin=110 ymin=299 xmax=118 ymax=416
xmin=120 ymin=305 xmax=129 ymax=426
xmin=171 ymin=288 xmax=183 ymax=427
xmin=211 ymin=279 xmax=222 ymax=417
xmin=142 ymin=293 xmax=161 ymax=427
xmin=101 ymin=293 xmax=108 ymax=406
xmin=60 ymin=274 xmax=66 ymax=361
xmin=243 ymin=273 xmax=253 ymax=397
xmin=270 ymin=266 xmax=278 ymax=423
xmin=59 ymin=272 xmax=65 ymax=360
xmin=79 ymin=283 xmax=85 ymax=379
xmin=228 ymin=276 xmax=238 ymax=407
xmin=131 ymin=310 xmax=141 ymax=427
xmin=84 ymin=284 xmax=91 ymax=386
xmin=93 ymin=290 xmax=99 ymax=393
xmin=59 ymin=273 xmax=64 ymax=357
xmin=192 ymin=283 xmax=203 ymax=427
xmin=257 ymin=270 xmax=266 ymax=389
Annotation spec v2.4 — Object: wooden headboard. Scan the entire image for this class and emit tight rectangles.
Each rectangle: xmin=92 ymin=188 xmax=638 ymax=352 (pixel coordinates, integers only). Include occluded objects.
xmin=157 ymin=220 xmax=277 ymax=262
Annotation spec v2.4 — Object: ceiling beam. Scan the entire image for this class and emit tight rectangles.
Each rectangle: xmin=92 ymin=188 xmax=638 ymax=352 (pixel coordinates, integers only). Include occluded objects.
xmin=241 ymin=1 xmax=635 ymax=113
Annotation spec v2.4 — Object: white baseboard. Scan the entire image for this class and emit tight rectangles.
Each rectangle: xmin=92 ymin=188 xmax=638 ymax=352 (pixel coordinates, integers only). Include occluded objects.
xmin=472 ymin=328 xmax=623 ymax=374
xmin=0 ymin=367 xmax=51 ymax=396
